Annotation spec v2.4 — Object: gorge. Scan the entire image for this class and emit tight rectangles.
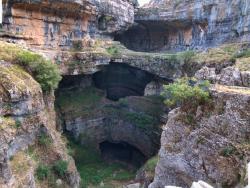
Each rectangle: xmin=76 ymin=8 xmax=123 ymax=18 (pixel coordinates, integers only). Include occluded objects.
xmin=0 ymin=0 xmax=250 ymax=188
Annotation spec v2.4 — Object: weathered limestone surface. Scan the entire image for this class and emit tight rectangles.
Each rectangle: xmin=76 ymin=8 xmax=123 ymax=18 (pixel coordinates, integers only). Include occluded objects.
xmin=2 ymin=0 xmax=135 ymax=49
xmin=149 ymin=85 xmax=250 ymax=188
xmin=195 ymin=66 xmax=250 ymax=87
xmin=0 ymin=62 xmax=80 ymax=188
xmin=120 ymin=0 xmax=250 ymax=51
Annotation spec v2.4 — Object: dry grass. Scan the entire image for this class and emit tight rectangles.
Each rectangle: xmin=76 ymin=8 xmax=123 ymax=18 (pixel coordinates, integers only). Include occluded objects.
xmin=0 ymin=41 xmax=24 ymax=62
xmin=214 ymin=84 xmax=250 ymax=95
xmin=195 ymin=44 xmax=240 ymax=65
xmin=235 ymin=57 xmax=250 ymax=71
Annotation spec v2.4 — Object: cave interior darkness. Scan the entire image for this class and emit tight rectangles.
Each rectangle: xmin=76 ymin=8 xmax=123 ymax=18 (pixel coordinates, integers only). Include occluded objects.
xmin=99 ymin=141 xmax=147 ymax=168
xmin=56 ymin=63 xmax=160 ymax=168
xmin=93 ymin=62 xmax=154 ymax=101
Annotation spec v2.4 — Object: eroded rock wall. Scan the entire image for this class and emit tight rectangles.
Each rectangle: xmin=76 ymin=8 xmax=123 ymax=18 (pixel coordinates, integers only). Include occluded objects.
xmin=149 ymin=85 xmax=250 ymax=188
xmin=2 ymin=0 xmax=135 ymax=49
xmin=120 ymin=0 xmax=250 ymax=51
xmin=0 ymin=61 xmax=80 ymax=188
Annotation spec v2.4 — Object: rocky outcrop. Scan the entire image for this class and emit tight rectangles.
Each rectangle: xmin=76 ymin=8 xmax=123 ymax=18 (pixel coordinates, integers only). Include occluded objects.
xmin=117 ymin=0 xmax=250 ymax=52
xmin=195 ymin=66 xmax=250 ymax=87
xmin=2 ymin=0 xmax=135 ymax=49
xmin=0 ymin=62 xmax=80 ymax=188
xmin=149 ymin=85 xmax=250 ymax=188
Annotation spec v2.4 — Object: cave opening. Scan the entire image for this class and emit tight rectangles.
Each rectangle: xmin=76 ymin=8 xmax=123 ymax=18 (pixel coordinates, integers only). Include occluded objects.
xmin=114 ymin=22 xmax=170 ymax=52
xmin=115 ymin=21 xmax=209 ymax=52
xmin=93 ymin=63 xmax=154 ymax=101
xmin=55 ymin=63 xmax=163 ymax=186
xmin=99 ymin=141 xmax=147 ymax=168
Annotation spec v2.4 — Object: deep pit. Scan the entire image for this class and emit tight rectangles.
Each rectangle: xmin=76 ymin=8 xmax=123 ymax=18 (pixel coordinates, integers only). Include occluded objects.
xmin=55 ymin=63 xmax=164 ymax=186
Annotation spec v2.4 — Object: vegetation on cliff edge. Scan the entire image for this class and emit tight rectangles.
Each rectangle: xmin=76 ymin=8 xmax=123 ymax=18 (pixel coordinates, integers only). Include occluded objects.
xmin=0 ymin=41 xmax=61 ymax=91
xmin=161 ymin=78 xmax=210 ymax=109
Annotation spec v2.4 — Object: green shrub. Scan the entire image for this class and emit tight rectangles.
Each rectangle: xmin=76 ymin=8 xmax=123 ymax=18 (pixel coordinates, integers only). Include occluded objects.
xmin=106 ymin=46 xmax=120 ymax=56
xmin=15 ymin=119 xmax=21 ymax=128
xmin=38 ymin=133 xmax=52 ymax=147
xmin=53 ymin=160 xmax=68 ymax=177
xmin=124 ymin=111 xmax=155 ymax=129
xmin=72 ymin=40 xmax=82 ymax=51
xmin=161 ymin=78 xmax=210 ymax=109
xmin=234 ymin=48 xmax=250 ymax=58
xmin=178 ymin=51 xmax=196 ymax=63
xmin=16 ymin=51 xmax=61 ymax=92
xmin=164 ymin=51 xmax=195 ymax=64
xmin=221 ymin=146 xmax=237 ymax=157
xmin=36 ymin=164 xmax=50 ymax=180
xmin=144 ymin=156 xmax=158 ymax=172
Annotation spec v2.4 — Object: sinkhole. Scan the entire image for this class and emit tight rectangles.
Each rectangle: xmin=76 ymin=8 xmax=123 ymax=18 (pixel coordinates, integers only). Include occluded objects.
xmin=99 ymin=141 xmax=147 ymax=168
xmin=55 ymin=62 xmax=163 ymax=186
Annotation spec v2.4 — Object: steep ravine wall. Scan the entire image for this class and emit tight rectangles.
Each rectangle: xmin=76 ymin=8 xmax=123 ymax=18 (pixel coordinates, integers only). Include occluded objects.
xmin=0 ymin=62 xmax=80 ymax=188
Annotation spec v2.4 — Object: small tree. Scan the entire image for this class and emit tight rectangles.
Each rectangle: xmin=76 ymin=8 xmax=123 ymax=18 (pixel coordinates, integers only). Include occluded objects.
xmin=161 ymin=78 xmax=210 ymax=110
xmin=16 ymin=51 xmax=62 ymax=92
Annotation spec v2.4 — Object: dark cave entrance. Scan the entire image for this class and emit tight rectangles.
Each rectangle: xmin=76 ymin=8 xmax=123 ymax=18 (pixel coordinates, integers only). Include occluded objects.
xmin=114 ymin=22 xmax=169 ymax=52
xmin=99 ymin=141 xmax=147 ymax=168
xmin=55 ymin=63 xmax=163 ymax=186
xmin=115 ymin=21 xmax=208 ymax=52
xmin=93 ymin=63 xmax=154 ymax=101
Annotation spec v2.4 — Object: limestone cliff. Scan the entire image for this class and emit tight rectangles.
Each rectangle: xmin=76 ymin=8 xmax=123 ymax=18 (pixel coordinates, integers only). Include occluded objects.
xmin=118 ymin=0 xmax=250 ymax=52
xmin=0 ymin=0 xmax=250 ymax=187
xmin=0 ymin=60 xmax=80 ymax=188
xmin=149 ymin=85 xmax=250 ymax=188
xmin=2 ymin=0 xmax=135 ymax=49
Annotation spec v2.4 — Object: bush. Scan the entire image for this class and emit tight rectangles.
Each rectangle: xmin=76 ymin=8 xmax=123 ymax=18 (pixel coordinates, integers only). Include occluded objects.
xmin=15 ymin=119 xmax=22 ymax=128
xmin=106 ymin=46 xmax=120 ymax=56
xmin=161 ymin=78 xmax=210 ymax=109
xmin=234 ymin=48 xmax=250 ymax=58
xmin=38 ymin=133 xmax=52 ymax=147
xmin=53 ymin=160 xmax=68 ymax=177
xmin=16 ymin=51 xmax=61 ymax=92
xmin=220 ymin=146 xmax=237 ymax=157
xmin=178 ymin=51 xmax=196 ymax=63
xmin=144 ymin=156 xmax=158 ymax=172
xmin=124 ymin=111 xmax=156 ymax=130
xmin=36 ymin=164 xmax=50 ymax=180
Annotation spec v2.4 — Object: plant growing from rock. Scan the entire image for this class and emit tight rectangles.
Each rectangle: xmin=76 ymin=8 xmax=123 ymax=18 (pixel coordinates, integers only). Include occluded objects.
xmin=161 ymin=78 xmax=210 ymax=111
xmin=36 ymin=164 xmax=50 ymax=180
xmin=38 ymin=133 xmax=52 ymax=147
xmin=53 ymin=160 xmax=68 ymax=178
xmin=16 ymin=51 xmax=62 ymax=92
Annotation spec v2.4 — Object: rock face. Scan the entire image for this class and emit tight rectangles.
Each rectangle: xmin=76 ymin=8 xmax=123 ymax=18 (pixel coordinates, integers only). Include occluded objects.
xmin=0 ymin=62 xmax=80 ymax=188
xmin=195 ymin=66 xmax=250 ymax=87
xmin=117 ymin=0 xmax=250 ymax=52
xmin=2 ymin=0 xmax=135 ymax=49
xmin=149 ymin=85 xmax=250 ymax=188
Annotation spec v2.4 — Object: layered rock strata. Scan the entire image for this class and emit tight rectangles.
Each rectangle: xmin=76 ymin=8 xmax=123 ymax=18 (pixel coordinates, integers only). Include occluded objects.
xmin=2 ymin=0 xmax=135 ymax=49
xmin=117 ymin=0 xmax=250 ymax=52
